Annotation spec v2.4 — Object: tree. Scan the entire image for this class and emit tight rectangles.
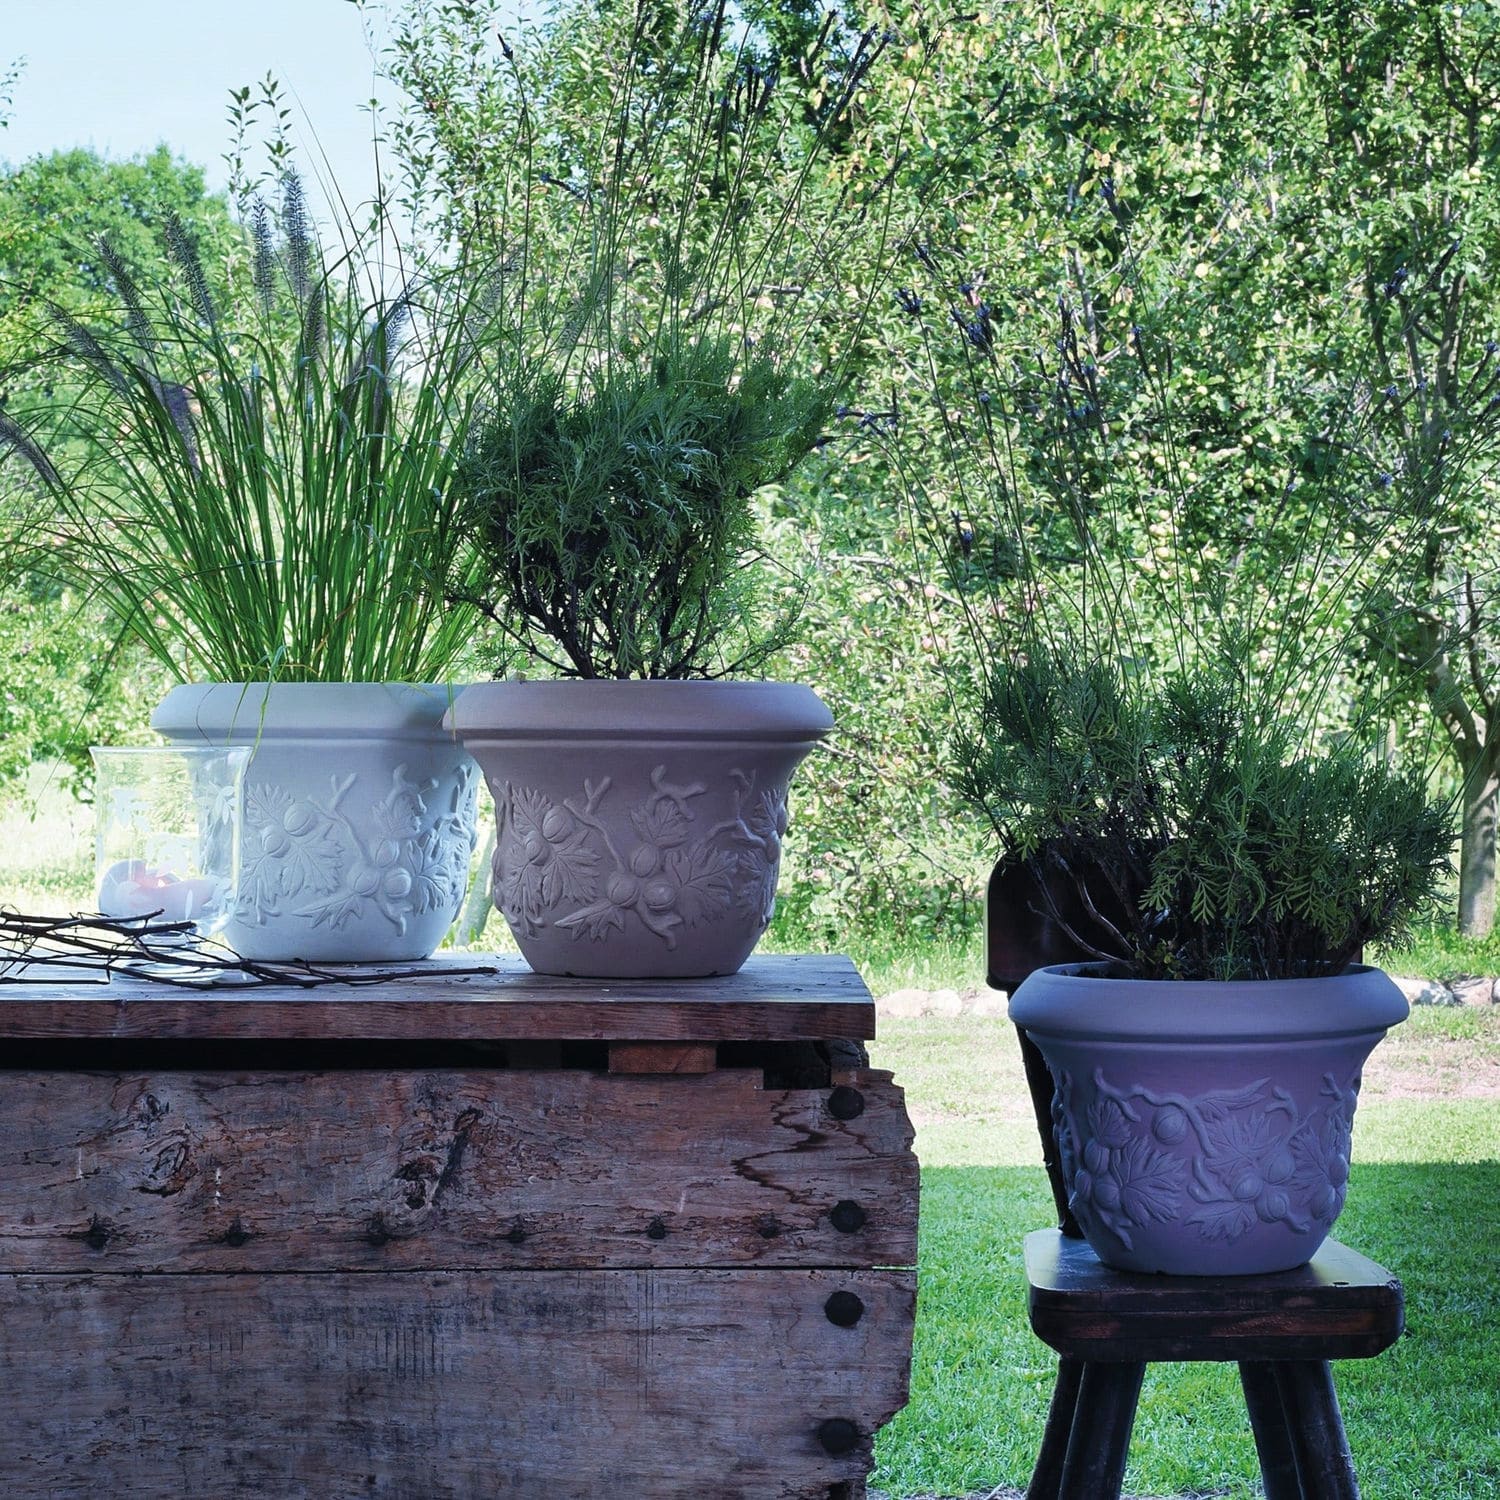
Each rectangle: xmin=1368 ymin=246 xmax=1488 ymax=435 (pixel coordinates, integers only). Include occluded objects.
xmin=346 ymin=0 xmax=1500 ymax=946
xmin=0 ymin=57 xmax=18 ymax=131
xmin=0 ymin=148 xmax=236 ymax=792
xmin=884 ymin=0 xmax=1500 ymax=937
xmin=0 ymin=146 xmax=234 ymax=347
xmin=1204 ymin=0 xmax=1500 ymax=936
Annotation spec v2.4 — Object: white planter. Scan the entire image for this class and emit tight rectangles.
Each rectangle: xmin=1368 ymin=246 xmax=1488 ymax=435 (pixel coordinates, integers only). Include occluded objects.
xmin=444 ymin=680 xmax=833 ymax=978
xmin=152 ymin=683 xmax=479 ymax=963
xmin=1008 ymin=963 xmax=1409 ymax=1275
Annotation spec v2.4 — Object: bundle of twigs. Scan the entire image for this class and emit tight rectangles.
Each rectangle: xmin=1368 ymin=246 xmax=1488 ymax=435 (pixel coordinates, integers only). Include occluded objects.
xmin=0 ymin=909 xmax=498 ymax=988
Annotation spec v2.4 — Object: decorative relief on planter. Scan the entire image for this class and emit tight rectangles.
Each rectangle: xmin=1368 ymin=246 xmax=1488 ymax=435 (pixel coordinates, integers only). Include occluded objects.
xmin=240 ymin=762 xmax=479 ymax=936
xmin=494 ymin=765 xmax=788 ymax=950
xmin=1050 ymin=1066 xmax=1360 ymax=1251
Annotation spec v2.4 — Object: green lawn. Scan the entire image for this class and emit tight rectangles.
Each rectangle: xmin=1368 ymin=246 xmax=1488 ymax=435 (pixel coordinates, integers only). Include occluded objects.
xmin=1374 ymin=923 xmax=1500 ymax=986
xmin=0 ymin=764 xmax=93 ymax=913
xmin=865 ymin=1010 xmax=1500 ymax=1499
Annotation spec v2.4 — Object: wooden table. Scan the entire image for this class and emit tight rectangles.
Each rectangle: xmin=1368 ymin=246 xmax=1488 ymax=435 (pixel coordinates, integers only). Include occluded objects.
xmin=0 ymin=954 xmax=918 ymax=1499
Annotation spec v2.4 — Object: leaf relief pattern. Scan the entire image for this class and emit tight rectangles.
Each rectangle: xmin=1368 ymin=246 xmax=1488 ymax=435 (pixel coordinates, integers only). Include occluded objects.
xmin=1053 ymin=1064 xmax=1363 ymax=1251
xmin=239 ymin=761 xmax=477 ymax=936
xmin=497 ymin=786 xmax=601 ymax=934
xmin=495 ymin=764 xmax=788 ymax=949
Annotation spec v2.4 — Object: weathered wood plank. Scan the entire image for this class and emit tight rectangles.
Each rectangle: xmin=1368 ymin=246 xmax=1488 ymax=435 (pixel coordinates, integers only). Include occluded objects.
xmin=0 ymin=952 xmax=877 ymax=1042
xmin=608 ymin=1040 xmax=718 ymax=1073
xmin=0 ymin=1268 xmax=914 ymax=1499
xmin=0 ymin=1068 xmax=918 ymax=1272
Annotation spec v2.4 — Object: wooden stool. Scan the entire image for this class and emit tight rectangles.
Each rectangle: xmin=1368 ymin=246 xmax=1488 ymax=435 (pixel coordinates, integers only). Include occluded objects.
xmin=1023 ymin=1229 xmax=1404 ymax=1499
xmin=985 ymin=857 xmax=1406 ymax=1500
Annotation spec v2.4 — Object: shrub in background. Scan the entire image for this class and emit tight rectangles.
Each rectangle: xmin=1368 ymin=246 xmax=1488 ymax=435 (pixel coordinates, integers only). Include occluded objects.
xmin=886 ymin=233 xmax=1456 ymax=980
xmin=432 ymin=0 xmax=921 ymax=682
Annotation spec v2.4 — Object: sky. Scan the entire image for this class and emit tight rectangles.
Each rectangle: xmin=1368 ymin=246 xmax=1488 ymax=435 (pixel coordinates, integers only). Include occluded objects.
xmin=0 ymin=0 xmax=400 ymax=217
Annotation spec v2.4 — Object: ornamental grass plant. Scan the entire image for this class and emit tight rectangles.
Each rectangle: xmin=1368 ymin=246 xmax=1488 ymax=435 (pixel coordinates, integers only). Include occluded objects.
xmin=884 ymin=240 xmax=1458 ymax=982
xmin=0 ymin=173 xmax=492 ymax=684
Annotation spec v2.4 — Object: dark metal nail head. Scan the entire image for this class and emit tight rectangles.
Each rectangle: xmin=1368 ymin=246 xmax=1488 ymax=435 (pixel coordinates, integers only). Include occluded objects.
xmin=828 ymin=1085 xmax=866 ymax=1121
xmin=817 ymin=1418 xmax=862 ymax=1456
xmin=824 ymin=1290 xmax=865 ymax=1327
xmin=830 ymin=1199 xmax=867 ymax=1234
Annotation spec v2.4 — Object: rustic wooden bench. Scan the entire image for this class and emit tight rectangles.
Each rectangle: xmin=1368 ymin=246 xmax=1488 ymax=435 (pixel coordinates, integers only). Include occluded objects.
xmin=0 ymin=953 xmax=917 ymax=1498
xmin=986 ymin=859 xmax=1406 ymax=1499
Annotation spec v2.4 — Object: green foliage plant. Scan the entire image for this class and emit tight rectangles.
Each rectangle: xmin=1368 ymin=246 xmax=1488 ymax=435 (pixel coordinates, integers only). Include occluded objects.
xmin=0 ymin=172 xmax=492 ymax=685
xmin=456 ymin=338 xmax=829 ymax=678
xmin=382 ymin=0 xmax=924 ymax=679
xmin=888 ymin=237 xmax=1456 ymax=982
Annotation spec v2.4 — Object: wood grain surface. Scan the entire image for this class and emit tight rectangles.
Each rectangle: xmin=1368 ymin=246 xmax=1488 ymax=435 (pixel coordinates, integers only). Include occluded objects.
xmin=0 ymin=1267 xmax=914 ymax=1498
xmin=1025 ymin=1230 xmax=1405 ymax=1361
xmin=0 ymin=952 xmax=877 ymax=1042
xmin=0 ymin=1068 xmax=918 ymax=1273
xmin=0 ymin=955 xmax=915 ymax=1496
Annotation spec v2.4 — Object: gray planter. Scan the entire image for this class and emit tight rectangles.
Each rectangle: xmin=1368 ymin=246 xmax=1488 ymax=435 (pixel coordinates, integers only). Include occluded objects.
xmin=152 ymin=683 xmax=479 ymax=963
xmin=1008 ymin=963 xmax=1409 ymax=1275
xmin=444 ymin=680 xmax=833 ymax=978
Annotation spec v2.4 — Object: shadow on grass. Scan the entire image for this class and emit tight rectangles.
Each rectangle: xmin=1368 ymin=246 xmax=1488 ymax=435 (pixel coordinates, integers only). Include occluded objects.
xmin=872 ymin=1162 xmax=1500 ymax=1500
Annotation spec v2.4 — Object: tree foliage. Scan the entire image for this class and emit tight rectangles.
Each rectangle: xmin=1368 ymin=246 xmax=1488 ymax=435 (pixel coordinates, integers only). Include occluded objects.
xmin=0 ymin=148 xmax=237 ymax=789
xmin=0 ymin=147 xmax=234 ymax=354
xmin=7 ymin=0 xmax=1500 ymax=941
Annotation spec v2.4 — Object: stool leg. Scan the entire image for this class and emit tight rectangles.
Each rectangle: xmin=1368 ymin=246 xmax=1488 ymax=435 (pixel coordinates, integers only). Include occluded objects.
xmin=1239 ymin=1360 xmax=1303 ymax=1500
xmin=1057 ymin=1361 xmax=1144 ymax=1499
xmin=1273 ymin=1360 xmax=1361 ymax=1499
xmin=1026 ymin=1356 xmax=1084 ymax=1500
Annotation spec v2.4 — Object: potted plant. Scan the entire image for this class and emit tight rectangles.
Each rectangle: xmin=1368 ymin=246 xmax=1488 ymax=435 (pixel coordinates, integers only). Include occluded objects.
xmin=437 ymin=2 xmax=909 ymax=977
xmin=886 ymin=255 xmax=1455 ymax=1273
xmin=0 ymin=175 xmax=494 ymax=962
xmin=445 ymin=341 xmax=836 ymax=978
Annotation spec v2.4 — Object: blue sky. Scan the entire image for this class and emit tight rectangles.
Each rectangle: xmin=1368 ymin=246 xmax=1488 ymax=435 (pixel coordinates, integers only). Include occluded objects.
xmin=1 ymin=1 xmax=399 ymax=214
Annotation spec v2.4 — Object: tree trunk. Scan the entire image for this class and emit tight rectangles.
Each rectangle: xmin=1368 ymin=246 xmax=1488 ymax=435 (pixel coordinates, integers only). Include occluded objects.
xmin=1457 ymin=748 xmax=1500 ymax=939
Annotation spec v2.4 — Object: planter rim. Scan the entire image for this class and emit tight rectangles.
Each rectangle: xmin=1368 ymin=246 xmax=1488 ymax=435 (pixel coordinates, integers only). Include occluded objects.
xmin=152 ymin=682 xmax=467 ymax=741
xmin=1007 ymin=961 xmax=1409 ymax=1042
xmin=444 ymin=679 xmax=835 ymax=743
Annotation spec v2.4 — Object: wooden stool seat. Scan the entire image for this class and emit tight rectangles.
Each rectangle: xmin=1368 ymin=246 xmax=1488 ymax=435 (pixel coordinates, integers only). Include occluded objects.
xmin=1022 ymin=1229 xmax=1404 ymax=1499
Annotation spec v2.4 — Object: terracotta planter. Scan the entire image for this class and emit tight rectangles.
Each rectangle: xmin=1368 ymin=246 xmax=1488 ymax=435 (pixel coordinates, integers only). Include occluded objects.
xmin=444 ymin=680 xmax=833 ymax=978
xmin=1008 ymin=963 xmax=1408 ymax=1275
xmin=152 ymin=683 xmax=479 ymax=963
